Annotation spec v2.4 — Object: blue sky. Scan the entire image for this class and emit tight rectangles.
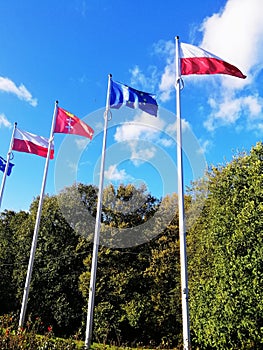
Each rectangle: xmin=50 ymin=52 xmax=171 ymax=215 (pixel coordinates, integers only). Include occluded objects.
xmin=0 ymin=0 xmax=263 ymax=212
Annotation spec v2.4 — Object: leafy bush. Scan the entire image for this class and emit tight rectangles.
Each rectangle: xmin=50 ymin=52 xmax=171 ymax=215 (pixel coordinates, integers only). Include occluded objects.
xmin=0 ymin=313 xmax=79 ymax=349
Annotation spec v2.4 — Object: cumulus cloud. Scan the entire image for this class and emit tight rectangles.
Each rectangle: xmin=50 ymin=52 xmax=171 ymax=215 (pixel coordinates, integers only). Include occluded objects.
xmin=75 ymin=138 xmax=89 ymax=150
xmin=197 ymin=138 xmax=212 ymax=155
xmin=0 ymin=77 xmax=37 ymax=106
xmin=156 ymin=0 xmax=263 ymax=132
xmin=153 ymin=40 xmax=175 ymax=102
xmin=113 ymin=111 xmax=167 ymax=165
xmin=200 ymin=0 xmax=263 ymax=83
xmin=127 ymin=140 xmax=156 ymax=167
xmin=0 ymin=113 xmax=12 ymax=128
xmin=204 ymin=92 xmax=263 ymax=131
xmin=129 ymin=65 xmax=159 ymax=93
xmin=114 ymin=111 xmax=165 ymax=143
xmin=104 ymin=164 xmax=129 ymax=182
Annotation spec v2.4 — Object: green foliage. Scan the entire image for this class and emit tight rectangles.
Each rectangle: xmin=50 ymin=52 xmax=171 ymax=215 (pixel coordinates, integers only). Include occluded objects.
xmin=188 ymin=142 xmax=263 ymax=349
xmin=4 ymin=145 xmax=263 ymax=350
xmin=11 ymin=187 xmax=94 ymax=337
xmin=80 ymin=190 xmax=182 ymax=347
xmin=0 ymin=313 xmax=79 ymax=349
xmin=0 ymin=182 xmax=182 ymax=347
xmin=0 ymin=210 xmax=29 ymax=314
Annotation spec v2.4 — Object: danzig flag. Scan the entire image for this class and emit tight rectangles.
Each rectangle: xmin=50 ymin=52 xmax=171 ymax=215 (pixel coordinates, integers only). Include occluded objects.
xmin=180 ymin=42 xmax=246 ymax=79
xmin=12 ymin=128 xmax=54 ymax=159
xmin=0 ymin=156 xmax=14 ymax=176
xmin=110 ymin=80 xmax=158 ymax=117
xmin=54 ymin=107 xmax=94 ymax=139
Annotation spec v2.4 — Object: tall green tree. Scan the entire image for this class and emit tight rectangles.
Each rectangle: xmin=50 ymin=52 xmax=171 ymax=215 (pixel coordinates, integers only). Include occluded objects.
xmin=188 ymin=143 xmax=263 ymax=349
xmin=13 ymin=184 xmax=97 ymax=337
xmin=0 ymin=210 xmax=28 ymax=314
xmin=80 ymin=186 xmax=183 ymax=347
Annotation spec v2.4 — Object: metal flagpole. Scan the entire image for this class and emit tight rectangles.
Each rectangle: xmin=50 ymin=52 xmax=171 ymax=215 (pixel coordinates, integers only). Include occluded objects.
xmin=0 ymin=122 xmax=17 ymax=208
xmin=85 ymin=74 xmax=112 ymax=349
xmin=175 ymin=36 xmax=191 ymax=350
xmin=19 ymin=101 xmax=58 ymax=328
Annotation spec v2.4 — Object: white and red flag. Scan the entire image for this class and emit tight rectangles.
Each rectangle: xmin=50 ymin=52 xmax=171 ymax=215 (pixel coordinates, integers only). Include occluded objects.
xmin=54 ymin=107 xmax=94 ymax=139
xmin=180 ymin=42 xmax=246 ymax=79
xmin=12 ymin=128 xmax=54 ymax=159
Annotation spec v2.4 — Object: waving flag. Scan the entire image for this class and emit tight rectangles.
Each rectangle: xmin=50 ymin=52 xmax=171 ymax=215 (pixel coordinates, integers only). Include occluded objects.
xmin=0 ymin=156 xmax=14 ymax=176
xmin=180 ymin=42 xmax=246 ymax=79
xmin=12 ymin=128 xmax=54 ymax=159
xmin=54 ymin=107 xmax=94 ymax=139
xmin=110 ymin=80 xmax=158 ymax=117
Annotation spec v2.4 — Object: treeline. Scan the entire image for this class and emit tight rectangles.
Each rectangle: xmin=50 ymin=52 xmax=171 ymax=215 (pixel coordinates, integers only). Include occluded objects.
xmin=0 ymin=142 xmax=263 ymax=349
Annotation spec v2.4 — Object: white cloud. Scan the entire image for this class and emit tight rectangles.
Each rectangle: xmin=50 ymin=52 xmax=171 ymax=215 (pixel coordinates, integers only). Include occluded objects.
xmin=75 ymin=138 xmax=89 ymax=150
xmin=0 ymin=113 xmax=12 ymax=128
xmin=153 ymin=40 xmax=175 ymax=102
xmin=197 ymin=139 xmax=212 ymax=154
xmin=114 ymin=111 xmax=165 ymax=143
xmin=200 ymin=0 xmax=263 ymax=83
xmin=0 ymin=77 xmax=37 ymax=106
xmin=129 ymin=65 xmax=159 ymax=93
xmin=199 ymin=0 xmax=263 ymax=130
xmin=128 ymin=140 xmax=156 ymax=166
xmin=66 ymin=160 xmax=77 ymax=173
xmin=155 ymin=0 xmax=263 ymax=133
xmin=113 ymin=111 xmax=167 ymax=166
xmin=243 ymin=95 xmax=263 ymax=117
xmin=158 ymin=137 xmax=173 ymax=148
xmin=165 ymin=118 xmax=191 ymax=135
xmin=204 ymin=92 xmax=263 ymax=131
xmin=104 ymin=164 xmax=129 ymax=182
xmin=159 ymin=63 xmax=175 ymax=102
xmin=114 ymin=122 xmax=151 ymax=143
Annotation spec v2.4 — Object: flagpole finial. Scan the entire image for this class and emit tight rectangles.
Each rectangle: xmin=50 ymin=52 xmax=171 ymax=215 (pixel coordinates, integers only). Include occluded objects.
xmin=109 ymin=73 xmax=112 ymax=78
xmin=14 ymin=122 xmax=17 ymax=126
xmin=55 ymin=100 xmax=59 ymax=105
xmin=176 ymin=35 xmax=179 ymax=40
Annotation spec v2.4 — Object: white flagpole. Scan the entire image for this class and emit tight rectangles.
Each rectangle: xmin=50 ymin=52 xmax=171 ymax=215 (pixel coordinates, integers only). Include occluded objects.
xmin=0 ymin=122 xmax=17 ymax=208
xmin=175 ymin=36 xmax=191 ymax=349
xmin=85 ymin=74 xmax=112 ymax=349
xmin=19 ymin=101 xmax=58 ymax=328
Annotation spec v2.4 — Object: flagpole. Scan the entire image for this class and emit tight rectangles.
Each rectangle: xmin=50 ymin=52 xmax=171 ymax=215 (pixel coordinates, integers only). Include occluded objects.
xmin=0 ymin=122 xmax=17 ymax=208
xmin=85 ymin=74 xmax=112 ymax=349
xmin=19 ymin=101 xmax=58 ymax=328
xmin=175 ymin=36 xmax=191 ymax=350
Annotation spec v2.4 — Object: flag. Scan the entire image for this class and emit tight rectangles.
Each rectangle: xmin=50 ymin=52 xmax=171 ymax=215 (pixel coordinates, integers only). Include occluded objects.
xmin=110 ymin=80 xmax=158 ymax=117
xmin=180 ymin=42 xmax=246 ymax=79
xmin=54 ymin=107 xmax=94 ymax=139
xmin=12 ymin=128 xmax=54 ymax=159
xmin=0 ymin=156 xmax=14 ymax=176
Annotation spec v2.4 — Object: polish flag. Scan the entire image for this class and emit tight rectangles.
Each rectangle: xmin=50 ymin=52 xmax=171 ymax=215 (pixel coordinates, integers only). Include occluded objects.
xmin=180 ymin=42 xmax=246 ymax=79
xmin=12 ymin=128 xmax=54 ymax=159
xmin=54 ymin=107 xmax=94 ymax=139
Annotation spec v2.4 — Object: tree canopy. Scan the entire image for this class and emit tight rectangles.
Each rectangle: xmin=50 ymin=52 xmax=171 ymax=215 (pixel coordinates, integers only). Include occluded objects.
xmin=188 ymin=142 xmax=263 ymax=349
xmin=0 ymin=143 xmax=263 ymax=349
